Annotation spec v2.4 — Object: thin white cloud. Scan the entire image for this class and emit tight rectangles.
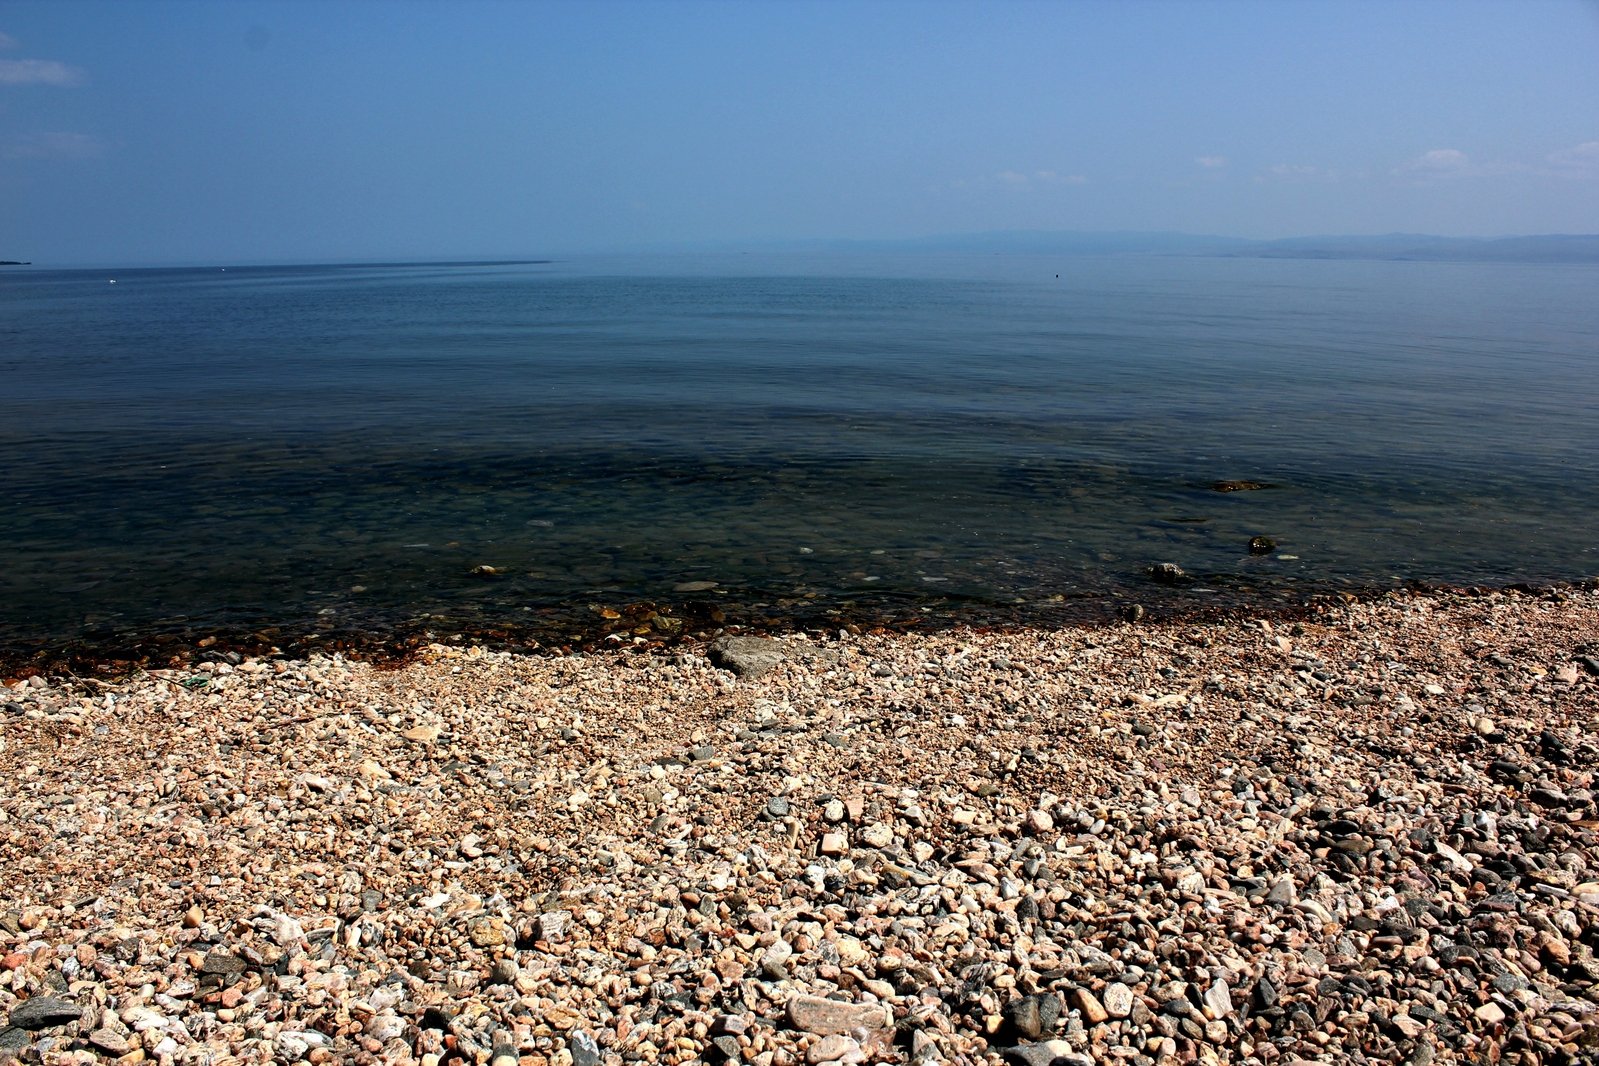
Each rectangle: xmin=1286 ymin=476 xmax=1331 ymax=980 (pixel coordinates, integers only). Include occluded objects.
xmin=1255 ymin=163 xmax=1340 ymax=183
xmin=1546 ymin=140 xmax=1599 ymax=177
xmin=0 ymin=31 xmax=20 ymax=51
xmin=1392 ymin=147 xmax=1531 ymax=184
xmin=3 ymin=131 xmax=104 ymax=160
xmin=1195 ymin=155 xmax=1227 ymax=169
xmin=0 ymin=58 xmax=85 ymax=87
xmin=990 ymin=169 xmax=1087 ymax=188
xmin=1400 ymin=148 xmax=1470 ymax=174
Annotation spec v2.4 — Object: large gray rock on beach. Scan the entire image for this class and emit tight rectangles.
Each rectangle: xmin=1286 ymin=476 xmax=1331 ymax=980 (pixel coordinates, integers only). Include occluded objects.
xmin=708 ymin=635 xmax=787 ymax=677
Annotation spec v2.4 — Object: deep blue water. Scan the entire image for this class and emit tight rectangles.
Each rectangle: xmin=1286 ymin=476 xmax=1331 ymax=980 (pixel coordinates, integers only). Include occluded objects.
xmin=3 ymin=253 xmax=1597 ymax=658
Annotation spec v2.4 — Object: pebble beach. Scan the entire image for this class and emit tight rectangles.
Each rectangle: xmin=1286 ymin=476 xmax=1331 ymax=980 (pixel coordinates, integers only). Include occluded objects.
xmin=3 ymin=587 xmax=1597 ymax=1066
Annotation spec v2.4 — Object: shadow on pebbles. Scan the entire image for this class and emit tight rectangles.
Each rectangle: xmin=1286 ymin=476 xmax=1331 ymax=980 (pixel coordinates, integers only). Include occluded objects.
xmin=2 ymin=587 xmax=1598 ymax=1065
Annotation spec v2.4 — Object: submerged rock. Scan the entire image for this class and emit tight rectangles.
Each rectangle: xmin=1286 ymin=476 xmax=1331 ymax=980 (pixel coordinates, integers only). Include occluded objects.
xmin=1148 ymin=562 xmax=1187 ymax=585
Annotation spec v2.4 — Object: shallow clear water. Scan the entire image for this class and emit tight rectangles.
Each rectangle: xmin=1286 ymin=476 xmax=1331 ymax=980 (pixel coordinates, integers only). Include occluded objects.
xmin=3 ymin=253 xmax=1597 ymax=656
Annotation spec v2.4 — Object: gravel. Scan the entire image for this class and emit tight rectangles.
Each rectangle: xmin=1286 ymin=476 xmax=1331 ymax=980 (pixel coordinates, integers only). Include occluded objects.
xmin=1 ymin=586 xmax=1597 ymax=1064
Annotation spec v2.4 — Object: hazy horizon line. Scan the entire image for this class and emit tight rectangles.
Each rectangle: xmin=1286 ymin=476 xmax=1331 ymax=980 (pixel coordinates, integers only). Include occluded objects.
xmin=9 ymin=227 xmax=1599 ymax=271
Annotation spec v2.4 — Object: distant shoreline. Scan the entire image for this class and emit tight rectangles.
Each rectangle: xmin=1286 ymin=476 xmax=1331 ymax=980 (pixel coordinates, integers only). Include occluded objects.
xmin=741 ymin=230 xmax=1599 ymax=264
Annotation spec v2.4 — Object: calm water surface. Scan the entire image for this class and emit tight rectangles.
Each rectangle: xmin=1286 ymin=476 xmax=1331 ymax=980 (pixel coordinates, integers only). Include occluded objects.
xmin=3 ymin=253 xmax=1597 ymax=658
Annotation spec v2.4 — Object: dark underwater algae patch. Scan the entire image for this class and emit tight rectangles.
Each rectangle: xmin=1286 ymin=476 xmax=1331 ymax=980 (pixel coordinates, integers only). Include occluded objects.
xmin=4 ymin=578 xmax=1596 ymax=683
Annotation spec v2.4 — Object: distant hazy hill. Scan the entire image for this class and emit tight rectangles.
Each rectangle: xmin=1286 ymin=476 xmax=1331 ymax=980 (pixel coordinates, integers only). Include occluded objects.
xmin=1233 ymin=233 xmax=1599 ymax=263
xmin=775 ymin=230 xmax=1599 ymax=263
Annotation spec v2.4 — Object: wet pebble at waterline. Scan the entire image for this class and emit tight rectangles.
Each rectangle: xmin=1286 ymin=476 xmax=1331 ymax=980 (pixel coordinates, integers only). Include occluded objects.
xmin=2 ymin=586 xmax=1598 ymax=1064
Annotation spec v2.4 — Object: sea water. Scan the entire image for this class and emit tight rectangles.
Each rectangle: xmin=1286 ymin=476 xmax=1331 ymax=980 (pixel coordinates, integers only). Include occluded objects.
xmin=3 ymin=252 xmax=1597 ymax=656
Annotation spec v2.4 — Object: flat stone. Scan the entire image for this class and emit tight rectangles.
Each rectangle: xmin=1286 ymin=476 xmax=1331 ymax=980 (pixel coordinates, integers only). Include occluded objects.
xmin=199 ymin=951 xmax=248 ymax=975
xmin=784 ymin=994 xmax=892 ymax=1037
xmin=1001 ymin=1040 xmax=1095 ymax=1066
xmin=807 ymin=1033 xmax=861 ymax=1063
xmin=89 ymin=1029 xmax=131 ymax=1055
xmin=6 ymin=996 xmax=82 ymax=1030
xmin=708 ymin=636 xmax=787 ymax=678
xmin=861 ymin=823 xmax=894 ymax=848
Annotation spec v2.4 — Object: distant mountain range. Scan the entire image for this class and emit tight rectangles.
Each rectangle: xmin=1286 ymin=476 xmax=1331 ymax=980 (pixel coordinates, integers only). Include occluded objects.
xmin=757 ymin=230 xmax=1599 ymax=263
xmin=8 ymin=233 xmax=1599 ymax=268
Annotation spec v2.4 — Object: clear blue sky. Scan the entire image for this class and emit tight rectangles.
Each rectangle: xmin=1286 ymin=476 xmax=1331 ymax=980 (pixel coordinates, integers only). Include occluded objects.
xmin=3 ymin=0 xmax=1597 ymax=265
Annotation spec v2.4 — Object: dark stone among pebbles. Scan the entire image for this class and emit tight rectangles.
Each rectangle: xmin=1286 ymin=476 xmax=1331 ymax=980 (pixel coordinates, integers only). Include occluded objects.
xmin=5 ymin=996 xmax=82 ymax=1030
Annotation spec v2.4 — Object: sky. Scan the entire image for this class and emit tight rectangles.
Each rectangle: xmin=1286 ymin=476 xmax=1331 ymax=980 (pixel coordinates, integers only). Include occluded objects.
xmin=2 ymin=0 xmax=1597 ymax=265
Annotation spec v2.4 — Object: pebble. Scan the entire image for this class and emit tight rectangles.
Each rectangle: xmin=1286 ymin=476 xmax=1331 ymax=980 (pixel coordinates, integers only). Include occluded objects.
xmin=860 ymin=822 xmax=894 ymax=848
xmin=1203 ymin=979 xmax=1234 ymax=1020
xmin=1 ymin=587 xmax=1596 ymax=1065
xmin=1072 ymin=987 xmax=1108 ymax=1025
xmin=1102 ymin=982 xmax=1135 ymax=1019
xmin=806 ymin=1033 xmax=862 ymax=1063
